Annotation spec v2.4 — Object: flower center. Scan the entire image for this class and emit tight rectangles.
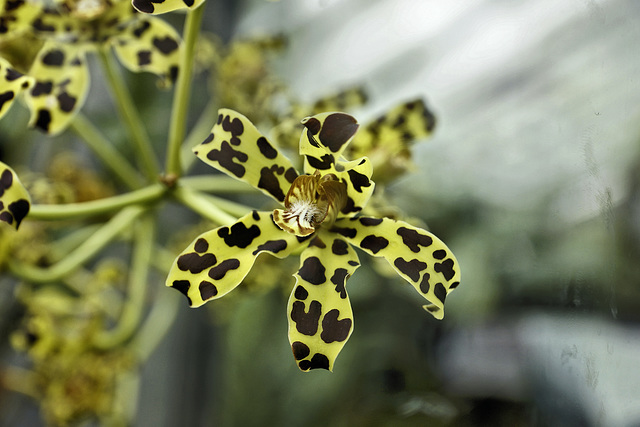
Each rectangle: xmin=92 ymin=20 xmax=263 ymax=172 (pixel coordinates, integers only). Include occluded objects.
xmin=273 ymin=171 xmax=347 ymax=237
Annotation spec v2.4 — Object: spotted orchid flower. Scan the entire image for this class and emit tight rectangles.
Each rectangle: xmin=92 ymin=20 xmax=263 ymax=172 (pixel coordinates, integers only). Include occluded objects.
xmin=0 ymin=0 xmax=181 ymax=134
xmin=0 ymin=161 xmax=31 ymax=230
xmin=167 ymin=109 xmax=460 ymax=371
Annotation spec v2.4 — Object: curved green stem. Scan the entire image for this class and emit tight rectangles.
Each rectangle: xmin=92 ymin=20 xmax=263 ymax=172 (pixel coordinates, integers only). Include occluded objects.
xmin=93 ymin=213 xmax=155 ymax=350
xmin=201 ymin=194 xmax=257 ymax=218
xmin=9 ymin=206 xmax=145 ymax=283
xmin=173 ymin=185 xmax=236 ymax=225
xmin=28 ymin=184 xmax=165 ymax=220
xmin=71 ymin=113 xmax=144 ymax=190
xmin=99 ymin=48 xmax=159 ymax=181
xmin=165 ymin=3 xmax=206 ymax=177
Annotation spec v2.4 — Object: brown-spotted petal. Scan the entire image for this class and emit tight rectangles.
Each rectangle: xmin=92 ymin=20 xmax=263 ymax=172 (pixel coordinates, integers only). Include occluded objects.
xmin=193 ymin=108 xmax=299 ymax=204
xmin=331 ymin=216 xmax=460 ymax=319
xmin=166 ymin=210 xmax=307 ymax=307
xmin=288 ymin=232 xmax=359 ymax=372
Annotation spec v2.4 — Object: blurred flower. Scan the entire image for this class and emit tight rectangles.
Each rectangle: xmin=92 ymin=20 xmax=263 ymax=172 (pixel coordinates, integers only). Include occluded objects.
xmin=0 ymin=0 xmax=182 ymax=134
xmin=132 ymin=0 xmax=204 ymax=15
xmin=167 ymin=109 xmax=460 ymax=371
xmin=10 ymin=260 xmax=133 ymax=426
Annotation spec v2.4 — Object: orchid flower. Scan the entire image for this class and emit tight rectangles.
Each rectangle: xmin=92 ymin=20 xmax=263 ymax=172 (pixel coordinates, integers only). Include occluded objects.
xmin=167 ymin=109 xmax=461 ymax=371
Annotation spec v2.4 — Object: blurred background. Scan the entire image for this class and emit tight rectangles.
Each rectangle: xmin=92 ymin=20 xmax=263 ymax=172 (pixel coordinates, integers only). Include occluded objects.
xmin=2 ymin=0 xmax=640 ymax=425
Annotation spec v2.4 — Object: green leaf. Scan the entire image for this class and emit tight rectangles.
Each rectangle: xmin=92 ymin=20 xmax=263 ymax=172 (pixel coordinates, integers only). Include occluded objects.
xmin=0 ymin=161 xmax=31 ymax=230
xmin=332 ymin=216 xmax=460 ymax=319
xmin=132 ymin=0 xmax=205 ymax=15
xmin=166 ymin=210 xmax=306 ymax=307
xmin=288 ymin=232 xmax=359 ymax=371
xmin=193 ymin=109 xmax=299 ymax=204
xmin=0 ymin=57 xmax=34 ymax=119
xmin=111 ymin=16 xmax=182 ymax=87
xmin=24 ymin=41 xmax=89 ymax=135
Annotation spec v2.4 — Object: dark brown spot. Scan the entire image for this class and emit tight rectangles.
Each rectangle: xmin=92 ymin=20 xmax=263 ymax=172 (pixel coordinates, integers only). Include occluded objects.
xmin=207 ymin=140 xmax=248 ymax=178
xmin=31 ymin=81 xmax=52 ymax=96
xmin=34 ymin=109 xmax=51 ymax=132
xmin=330 ymin=226 xmax=357 ymax=239
xmin=290 ymin=300 xmax=322 ymax=335
xmin=303 ymin=117 xmax=321 ymax=135
xmin=434 ymin=282 xmax=446 ymax=303
xmin=252 ymin=239 xmax=288 ymax=255
xmin=291 ymin=341 xmax=310 ymax=360
xmin=434 ymin=259 xmax=456 ymax=281
xmin=153 ymin=36 xmax=179 ymax=55
xmin=360 ymin=235 xmax=389 ymax=254
xmin=294 ymin=285 xmax=308 ymax=300
xmin=57 ymin=92 xmax=76 ymax=113
xmin=318 ymin=113 xmax=359 ymax=153
xmin=257 ymin=136 xmax=277 ymax=159
xmin=299 ymin=353 xmax=330 ymax=371
xmin=222 ymin=115 xmax=244 ymax=136
xmin=306 ymin=154 xmax=334 ymax=170
xmin=397 ymin=227 xmax=433 ymax=253
xmin=285 ymin=167 xmax=298 ymax=183
xmin=330 ymin=268 xmax=349 ymax=298
xmin=257 ymin=165 xmax=286 ymax=202
xmin=419 ymin=273 xmax=430 ymax=294
xmin=394 ymin=257 xmax=427 ymax=282
xmin=201 ymin=133 xmax=214 ymax=144
xmin=0 ymin=91 xmax=14 ymax=112
xmin=132 ymin=20 xmax=151 ymax=38
xmin=177 ymin=252 xmax=217 ymax=274
xmin=42 ymin=49 xmax=65 ymax=66
xmin=331 ymin=238 xmax=349 ymax=255
xmin=321 ymin=309 xmax=352 ymax=343
xmin=359 ymin=217 xmax=383 ymax=226
xmin=199 ymin=281 xmax=218 ymax=300
xmin=132 ymin=0 xmax=154 ymax=13
xmin=8 ymin=199 xmax=29 ymax=229
xmin=297 ymin=256 xmax=326 ymax=285
xmin=218 ymin=221 xmax=260 ymax=248
xmin=194 ymin=238 xmax=209 ymax=253
xmin=347 ymin=169 xmax=371 ymax=193
xmin=137 ymin=50 xmax=152 ymax=66
xmin=208 ymin=258 xmax=240 ymax=280
xmin=432 ymin=249 xmax=447 ymax=260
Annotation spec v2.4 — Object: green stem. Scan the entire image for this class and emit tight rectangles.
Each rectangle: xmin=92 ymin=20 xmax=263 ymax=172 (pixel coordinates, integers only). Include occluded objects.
xmin=180 ymin=96 xmax=218 ymax=173
xmin=173 ymin=185 xmax=236 ymax=225
xmin=93 ymin=213 xmax=155 ymax=349
xmin=201 ymin=194 xmax=256 ymax=218
xmin=165 ymin=3 xmax=206 ymax=177
xmin=71 ymin=113 xmax=144 ymax=190
xmin=9 ymin=206 xmax=145 ymax=283
xmin=28 ymin=184 xmax=165 ymax=220
xmin=179 ymin=175 xmax=259 ymax=194
xmin=99 ymin=48 xmax=159 ymax=181
xmin=129 ymin=279 xmax=180 ymax=361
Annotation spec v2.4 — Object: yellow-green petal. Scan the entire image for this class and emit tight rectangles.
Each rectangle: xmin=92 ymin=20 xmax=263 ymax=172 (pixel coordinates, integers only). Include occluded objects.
xmin=111 ymin=16 xmax=181 ymax=86
xmin=332 ymin=216 xmax=460 ymax=319
xmin=288 ymin=233 xmax=359 ymax=371
xmin=131 ymin=0 xmax=205 ymax=15
xmin=0 ymin=57 xmax=34 ymax=119
xmin=0 ymin=161 xmax=31 ymax=230
xmin=24 ymin=41 xmax=89 ymax=135
xmin=166 ymin=210 xmax=307 ymax=307
xmin=193 ymin=108 xmax=299 ymax=204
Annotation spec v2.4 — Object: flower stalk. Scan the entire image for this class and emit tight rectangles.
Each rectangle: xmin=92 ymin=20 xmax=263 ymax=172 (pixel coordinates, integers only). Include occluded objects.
xmin=165 ymin=3 xmax=206 ymax=177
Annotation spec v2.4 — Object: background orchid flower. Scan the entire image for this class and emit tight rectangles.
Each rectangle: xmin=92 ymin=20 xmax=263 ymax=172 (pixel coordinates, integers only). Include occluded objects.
xmin=166 ymin=109 xmax=460 ymax=371
xmin=0 ymin=0 xmax=181 ymax=134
